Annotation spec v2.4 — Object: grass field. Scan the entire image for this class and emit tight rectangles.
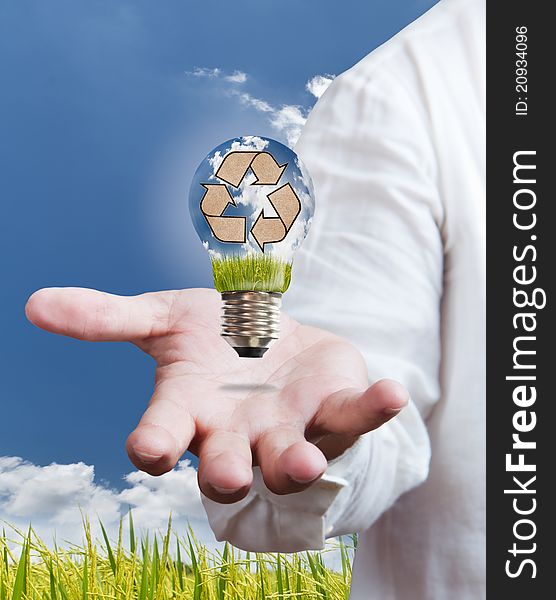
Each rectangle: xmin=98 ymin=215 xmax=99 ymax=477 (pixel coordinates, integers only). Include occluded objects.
xmin=0 ymin=516 xmax=354 ymax=600
xmin=211 ymin=255 xmax=292 ymax=293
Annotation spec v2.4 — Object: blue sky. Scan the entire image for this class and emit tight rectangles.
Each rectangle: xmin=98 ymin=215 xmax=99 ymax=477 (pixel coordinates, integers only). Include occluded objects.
xmin=0 ymin=0 xmax=438 ymax=539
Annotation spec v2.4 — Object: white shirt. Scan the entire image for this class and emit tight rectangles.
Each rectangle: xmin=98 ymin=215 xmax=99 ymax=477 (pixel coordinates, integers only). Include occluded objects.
xmin=203 ymin=1 xmax=486 ymax=598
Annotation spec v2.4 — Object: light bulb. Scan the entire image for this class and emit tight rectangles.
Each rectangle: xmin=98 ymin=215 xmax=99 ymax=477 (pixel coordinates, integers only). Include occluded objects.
xmin=189 ymin=135 xmax=315 ymax=358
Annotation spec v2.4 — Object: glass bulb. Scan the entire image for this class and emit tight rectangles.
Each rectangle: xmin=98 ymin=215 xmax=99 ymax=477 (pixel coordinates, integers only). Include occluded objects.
xmin=189 ymin=135 xmax=315 ymax=357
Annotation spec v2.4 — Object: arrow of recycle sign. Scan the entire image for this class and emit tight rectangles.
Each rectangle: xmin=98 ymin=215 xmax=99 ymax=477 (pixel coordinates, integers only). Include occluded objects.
xmin=200 ymin=151 xmax=301 ymax=251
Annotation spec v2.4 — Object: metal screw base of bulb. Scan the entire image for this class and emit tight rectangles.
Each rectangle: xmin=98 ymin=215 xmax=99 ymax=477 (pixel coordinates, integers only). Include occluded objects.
xmin=221 ymin=291 xmax=282 ymax=358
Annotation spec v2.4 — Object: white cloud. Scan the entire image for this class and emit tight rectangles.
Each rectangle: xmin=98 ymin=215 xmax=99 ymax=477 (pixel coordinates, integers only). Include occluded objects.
xmin=186 ymin=67 xmax=336 ymax=146
xmin=0 ymin=456 xmax=214 ymax=548
xmin=207 ymin=135 xmax=270 ymax=175
xmin=186 ymin=66 xmax=221 ymax=78
xmin=186 ymin=67 xmax=247 ymax=85
xmin=224 ymin=70 xmax=247 ymax=84
xmin=234 ymin=91 xmax=273 ymax=113
xmin=230 ymin=90 xmax=307 ymax=147
xmin=269 ymin=105 xmax=307 ymax=147
xmin=203 ymin=241 xmax=223 ymax=261
xmin=306 ymin=74 xmax=335 ymax=99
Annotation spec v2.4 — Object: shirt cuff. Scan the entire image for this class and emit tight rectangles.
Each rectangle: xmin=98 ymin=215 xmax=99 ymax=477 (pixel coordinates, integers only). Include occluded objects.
xmin=201 ymin=437 xmax=367 ymax=553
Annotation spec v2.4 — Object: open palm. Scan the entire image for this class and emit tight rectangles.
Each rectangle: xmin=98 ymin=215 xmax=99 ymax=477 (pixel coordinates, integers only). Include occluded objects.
xmin=26 ymin=287 xmax=407 ymax=503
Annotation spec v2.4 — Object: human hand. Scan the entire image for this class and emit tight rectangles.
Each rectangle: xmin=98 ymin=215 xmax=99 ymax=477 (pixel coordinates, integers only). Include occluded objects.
xmin=26 ymin=287 xmax=408 ymax=503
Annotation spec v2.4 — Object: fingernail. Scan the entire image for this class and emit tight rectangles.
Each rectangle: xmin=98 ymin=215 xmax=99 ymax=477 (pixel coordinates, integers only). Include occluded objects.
xmin=212 ymin=484 xmax=242 ymax=495
xmin=289 ymin=473 xmax=323 ymax=485
xmin=383 ymin=407 xmax=403 ymax=416
xmin=134 ymin=450 xmax=163 ymax=464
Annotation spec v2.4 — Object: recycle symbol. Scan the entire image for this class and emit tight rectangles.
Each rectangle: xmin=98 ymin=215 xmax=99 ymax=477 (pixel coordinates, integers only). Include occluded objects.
xmin=200 ymin=151 xmax=301 ymax=251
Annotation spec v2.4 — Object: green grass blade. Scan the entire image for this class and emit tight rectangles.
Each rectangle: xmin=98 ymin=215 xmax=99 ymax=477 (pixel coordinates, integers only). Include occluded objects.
xmin=57 ymin=579 xmax=69 ymax=600
xmin=306 ymin=552 xmax=328 ymax=600
xmin=175 ymin=539 xmax=184 ymax=592
xmin=306 ymin=552 xmax=318 ymax=579
xmin=295 ymin=560 xmax=302 ymax=597
xmin=2 ymin=529 xmax=8 ymax=580
xmin=187 ymin=535 xmax=201 ymax=600
xmin=48 ymin=559 xmax=57 ymax=600
xmin=0 ymin=531 xmax=5 ymax=600
xmin=148 ymin=537 xmax=159 ymax=600
xmin=99 ymin=521 xmax=117 ymax=577
xmin=10 ymin=537 xmax=28 ymax=600
xmin=81 ymin=555 xmax=88 ymax=600
xmin=216 ymin=542 xmax=228 ymax=600
xmin=138 ymin=545 xmax=149 ymax=600
xmin=339 ymin=538 xmax=347 ymax=582
xmin=128 ymin=510 xmax=136 ymax=556
xmin=257 ymin=554 xmax=266 ymax=600
xmin=276 ymin=553 xmax=283 ymax=599
xmin=283 ymin=556 xmax=290 ymax=596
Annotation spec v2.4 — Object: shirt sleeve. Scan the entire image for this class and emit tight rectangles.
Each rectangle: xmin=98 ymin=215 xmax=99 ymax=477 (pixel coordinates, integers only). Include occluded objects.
xmin=202 ymin=62 xmax=444 ymax=552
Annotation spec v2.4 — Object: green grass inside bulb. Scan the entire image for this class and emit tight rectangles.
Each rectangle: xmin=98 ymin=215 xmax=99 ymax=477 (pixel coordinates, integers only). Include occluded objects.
xmin=211 ymin=254 xmax=292 ymax=293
